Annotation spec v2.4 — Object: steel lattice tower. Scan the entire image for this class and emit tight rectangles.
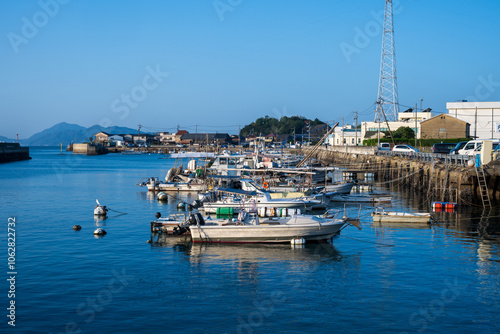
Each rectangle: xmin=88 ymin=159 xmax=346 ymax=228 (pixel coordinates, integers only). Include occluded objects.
xmin=375 ymin=0 xmax=399 ymax=122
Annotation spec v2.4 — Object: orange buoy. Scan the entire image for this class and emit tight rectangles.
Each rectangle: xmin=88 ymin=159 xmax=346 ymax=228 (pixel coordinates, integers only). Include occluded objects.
xmin=263 ymin=182 xmax=269 ymax=189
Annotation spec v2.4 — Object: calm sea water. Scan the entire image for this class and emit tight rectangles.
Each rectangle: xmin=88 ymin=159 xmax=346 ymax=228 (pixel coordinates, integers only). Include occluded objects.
xmin=1 ymin=147 xmax=499 ymax=333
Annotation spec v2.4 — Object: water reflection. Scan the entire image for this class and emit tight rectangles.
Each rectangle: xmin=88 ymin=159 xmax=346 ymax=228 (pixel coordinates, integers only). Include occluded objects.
xmin=150 ymin=239 xmax=346 ymax=265
xmin=94 ymin=215 xmax=107 ymax=225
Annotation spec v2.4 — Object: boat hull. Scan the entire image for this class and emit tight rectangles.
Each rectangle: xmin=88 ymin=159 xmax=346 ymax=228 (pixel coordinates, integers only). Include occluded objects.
xmin=371 ymin=212 xmax=431 ymax=223
xmin=202 ymin=201 xmax=311 ymax=214
xmin=147 ymin=183 xmax=207 ymax=192
xmin=189 ymin=220 xmax=345 ymax=243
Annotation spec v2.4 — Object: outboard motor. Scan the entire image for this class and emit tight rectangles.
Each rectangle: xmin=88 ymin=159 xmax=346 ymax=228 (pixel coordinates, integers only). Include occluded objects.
xmin=188 ymin=213 xmax=197 ymax=226
xmin=191 ymin=199 xmax=203 ymax=209
xmin=194 ymin=212 xmax=205 ymax=226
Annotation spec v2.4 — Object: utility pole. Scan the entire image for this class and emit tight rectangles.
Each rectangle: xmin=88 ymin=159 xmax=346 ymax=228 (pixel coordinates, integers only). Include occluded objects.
xmin=308 ymin=122 xmax=311 ymax=144
xmin=475 ymin=106 xmax=477 ymax=139
xmin=138 ymin=124 xmax=141 ymax=135
xmin=341 ymin=116 xmax=344 ymax=145
xmin=415 ymin=103 xmax=418 ymax=147
xmin=353 ymin=110 xmax=358 ymax=146
xmin=420 ymin=98 xmax=423 ymax=112
xmin=492 ymin=108 xmax=494 ymax=139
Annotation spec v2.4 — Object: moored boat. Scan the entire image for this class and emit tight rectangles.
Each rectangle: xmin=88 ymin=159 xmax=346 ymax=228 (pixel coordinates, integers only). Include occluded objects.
xmin=189 ymin=209 xmax=347 ymax=244
xmin=371 ymin=207 xmax=431 ymax=223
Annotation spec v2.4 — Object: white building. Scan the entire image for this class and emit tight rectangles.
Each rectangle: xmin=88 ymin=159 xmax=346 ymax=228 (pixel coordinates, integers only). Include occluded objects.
xmin=327 ymin=125 xmax=362 ymax=146
xmin=159 ymin=132 xmax=175 ymax=144
xmin=446 ymin=101 xmax=500 ymax=139
xmin=108 ymin=135 xmax=124 ymax=147
xmin=360 ymin=110 xmax=434 ymax=141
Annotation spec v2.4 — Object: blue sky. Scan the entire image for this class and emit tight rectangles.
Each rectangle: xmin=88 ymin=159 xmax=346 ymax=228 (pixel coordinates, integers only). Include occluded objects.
xmin=1 ymin=0 xmax=500 ymax=138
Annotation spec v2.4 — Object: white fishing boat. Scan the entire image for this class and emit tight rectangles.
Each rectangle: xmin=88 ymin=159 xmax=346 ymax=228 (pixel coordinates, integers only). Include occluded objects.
xmin=201 ymin=187 xmax=321 ymax=214
xmin=137 ymin=176 xmax=207 ymax=192
xmin=268 ymin=182 xmax=354 ymax=196
xmin=371 ymin=207 xmax=431 ymax=223
xmin=329 ymin=194 xmax=392 ymax=203
xmin=189 ymin=209 xmax=347 ymax=244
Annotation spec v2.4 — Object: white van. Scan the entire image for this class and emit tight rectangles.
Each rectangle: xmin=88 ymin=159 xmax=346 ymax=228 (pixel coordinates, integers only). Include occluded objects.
xmin=458 ymin=139 xmax=500 ymax=155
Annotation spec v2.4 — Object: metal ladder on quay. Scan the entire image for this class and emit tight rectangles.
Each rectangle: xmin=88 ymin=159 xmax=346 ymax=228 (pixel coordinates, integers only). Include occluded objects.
xmin=475 ymin=166 xmax=491 ymax=208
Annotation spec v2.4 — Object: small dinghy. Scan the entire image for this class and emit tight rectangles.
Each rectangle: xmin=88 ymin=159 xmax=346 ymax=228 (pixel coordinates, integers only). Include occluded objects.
xmin=94 ymin=199 xmax=108 ymax=216
xmin=371 ymin=207 xmax=431 ymax=223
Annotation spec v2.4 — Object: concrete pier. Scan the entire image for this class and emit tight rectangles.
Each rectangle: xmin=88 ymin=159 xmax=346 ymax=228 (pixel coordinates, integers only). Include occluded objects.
xmin=72 ymin=143 xmax=108 ymax=155
xmin=308 ymin=147 xmax=499 ymax=205
xmin=0 ymin=143 xmax=30 ymax=163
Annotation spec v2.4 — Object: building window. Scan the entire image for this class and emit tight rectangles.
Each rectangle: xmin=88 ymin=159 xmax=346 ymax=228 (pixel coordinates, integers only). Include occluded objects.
xmin=439 ymin=128 xmax=447 ymax=133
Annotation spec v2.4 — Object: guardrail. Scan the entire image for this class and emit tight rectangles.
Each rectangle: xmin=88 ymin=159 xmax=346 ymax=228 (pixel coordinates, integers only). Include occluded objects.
xmin=376 ymin=150 xmax=474 ymax=166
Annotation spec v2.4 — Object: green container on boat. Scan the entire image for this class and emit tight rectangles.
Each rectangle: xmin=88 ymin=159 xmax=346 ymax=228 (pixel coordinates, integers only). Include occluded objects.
xmin=216 ymin=207 xmax=234 ymax=216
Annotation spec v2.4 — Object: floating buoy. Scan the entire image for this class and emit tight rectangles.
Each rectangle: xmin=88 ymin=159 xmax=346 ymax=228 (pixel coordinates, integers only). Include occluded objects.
xmin=93 ymin=228 xmax=107 ymax=236
xmin=155 ymin=212 xmax=162 ymax=219
xmin=290 ymin=238 xmax=306 ymax=245
xmin=73 ymin=225 xmax=81 ymax=231
xmin=177 ymin=202 xmax=186 ymax=210
xmin=157 ymin=192 xmax=168 ymax=201
xmin=94 ymin=199 xmax=108 ymax=216
xmin=147 ymin=240 xmax=151 ymax=243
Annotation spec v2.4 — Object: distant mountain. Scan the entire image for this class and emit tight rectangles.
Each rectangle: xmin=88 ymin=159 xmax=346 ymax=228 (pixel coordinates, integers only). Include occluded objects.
xmin=0 ymin=135 xmax=16 ymax=142
xmin=18 ymin=122 xmax=141 ymax=146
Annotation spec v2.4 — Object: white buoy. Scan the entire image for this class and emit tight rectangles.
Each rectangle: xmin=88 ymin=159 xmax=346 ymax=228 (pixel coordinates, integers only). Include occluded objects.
xmin=290 ymin=238 xmax=306 ymax=245
xmin=157 ymin=192 xmax=168 ymax=201
xmin=94 ymin=199 xmax=108 ymax=216
xmin=94 ymin=228 xmax=107 ymax=236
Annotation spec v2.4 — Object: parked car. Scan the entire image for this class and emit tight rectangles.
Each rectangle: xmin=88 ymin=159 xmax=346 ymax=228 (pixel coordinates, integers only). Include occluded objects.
xmin=392 ymin=144 xmax=420 ymax=153
xmin=458 ymin=139 xmax=500 ymax=155
xmin=431 ymin=143 xmax=456 ymax=154
xmin=449 ymin=141 xmax=468 ymax=155
xmin=378 ymin=143 xmax=391 ymax=151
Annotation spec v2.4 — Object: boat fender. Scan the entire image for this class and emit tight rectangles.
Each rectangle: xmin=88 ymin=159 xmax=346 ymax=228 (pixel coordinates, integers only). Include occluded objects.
xmin=177 ymin=202 xmax=186 ymax=210
xmin=290 ymin=238 xmax=306 ymax=245
xmin=73 ymin=225 xmax=81 ymax=231
xmin=155 ymin=212 xmax=161 ymax=219
xmin=94 ymin=228 xmax=107 ymax=236
xmin=270 ymin=208 xmax=275 ymax=217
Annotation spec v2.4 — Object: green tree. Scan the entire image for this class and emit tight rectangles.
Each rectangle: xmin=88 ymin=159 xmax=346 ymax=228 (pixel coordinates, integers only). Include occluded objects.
xmin=392 ymin=127 xmax=415 ymax=139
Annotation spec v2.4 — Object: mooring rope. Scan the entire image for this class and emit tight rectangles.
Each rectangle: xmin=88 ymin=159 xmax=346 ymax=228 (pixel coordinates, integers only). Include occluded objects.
xmin=107 ymin=207 xmax=128 ymax=214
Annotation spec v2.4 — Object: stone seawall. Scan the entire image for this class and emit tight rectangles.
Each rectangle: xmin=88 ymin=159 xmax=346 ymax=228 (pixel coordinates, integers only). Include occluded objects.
xmin=308 ymin=147 xmax=499 ymax=205
xmin=0 ymin=143 xmax=30 ymax=163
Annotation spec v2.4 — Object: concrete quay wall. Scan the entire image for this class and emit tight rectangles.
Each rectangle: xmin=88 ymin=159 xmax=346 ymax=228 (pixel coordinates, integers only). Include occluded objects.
xmin=307 ymin=147 xmax=499 ymax=205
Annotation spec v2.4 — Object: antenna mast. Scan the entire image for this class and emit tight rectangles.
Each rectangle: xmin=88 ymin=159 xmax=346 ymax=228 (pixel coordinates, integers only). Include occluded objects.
xmin=376 ymin=0 xmax=399 ymax=122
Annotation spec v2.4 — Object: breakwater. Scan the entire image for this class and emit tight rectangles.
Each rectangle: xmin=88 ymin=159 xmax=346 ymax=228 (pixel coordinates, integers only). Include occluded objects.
xmin=0 ymin=143 xmax=30 ymax=163
xmin=309 ymin=147 xmax=500 ymax=205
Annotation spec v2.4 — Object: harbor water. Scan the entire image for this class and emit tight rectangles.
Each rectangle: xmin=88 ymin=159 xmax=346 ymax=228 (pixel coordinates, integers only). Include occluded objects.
xmin=1 ymin=147 xmax=499 ymax=333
